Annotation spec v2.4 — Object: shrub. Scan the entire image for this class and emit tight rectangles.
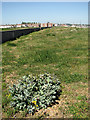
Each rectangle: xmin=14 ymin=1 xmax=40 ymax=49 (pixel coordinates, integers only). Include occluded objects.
xmin=9 ymin=73 xmax=61 ymax=114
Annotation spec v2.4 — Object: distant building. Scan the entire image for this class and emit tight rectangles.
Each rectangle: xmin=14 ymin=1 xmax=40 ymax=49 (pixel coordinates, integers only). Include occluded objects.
xmin=0 ymin=22 xmax=56 ymax=29
xmin=16 ymin=24 xmax=22 ymax=28
xmin=48 ymin=23 xmax=55 ymax=27
xmin=0 ymin=25 xmax=13 ymax=28
xmin=26 ymin=24 xmax=33 ymax=27
xmin=61 ymin=24 xmax=69 ymax=27
xmin=71 ymin=24 xmax=76 ymax=27
xmin=21 ymin=24 xmax=26 ymax=27
xmin=54 ymin=23 xmax=58 ymax=27
xmin=41 ymin=23 xmax=47 ymax=27
xmin=33 ymin=24 xmax=39 ymax=27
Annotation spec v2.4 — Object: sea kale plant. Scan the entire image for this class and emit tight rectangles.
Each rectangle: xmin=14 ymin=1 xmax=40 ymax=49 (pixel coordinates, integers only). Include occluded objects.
xmin=9 ymin=73 xmax=61 ymax=114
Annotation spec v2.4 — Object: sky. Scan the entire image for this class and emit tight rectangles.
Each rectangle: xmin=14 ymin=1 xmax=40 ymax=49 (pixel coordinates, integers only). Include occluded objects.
xmin=2 ymin=2 xmax=88 ymax=25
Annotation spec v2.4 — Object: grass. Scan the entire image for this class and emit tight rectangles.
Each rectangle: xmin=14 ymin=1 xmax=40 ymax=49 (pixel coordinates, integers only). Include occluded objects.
xmin=58 ymin=82 xmax=88 ymax=118
xmin=2 ymin=26 xmax=88 ymax=118
xmin=67 ymin=100 xmax=88 ymax=118
xmin=0 ymin=27 xmax=37 ymax=31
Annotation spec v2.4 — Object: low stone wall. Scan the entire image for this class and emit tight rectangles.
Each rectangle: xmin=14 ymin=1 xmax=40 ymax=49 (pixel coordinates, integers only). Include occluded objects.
xmin=0 ymin=27 xmax=48 ymax=44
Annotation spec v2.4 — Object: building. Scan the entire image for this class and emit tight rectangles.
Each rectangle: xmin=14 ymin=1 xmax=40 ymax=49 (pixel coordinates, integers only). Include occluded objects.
xmin=41 ymin=23 xmax=48 ymax=27
xmin=62 ymin=24 xmax=69 ymax=27
xmin=26 ymin=24 xmax=33 ymax=27
xmin=21 ymin=24 xmax=27 ymax=27
xmin=55 ymin=23 xmax=58 ymax=27
xmin=16 ymin=24 xmax=22 ymax=28
xmin=0 ymin=22 xmax=55 ymax=29
xmin=71 ymin=24 xmax=76 ymax=27
xmin=0 ymin=25 xmax=13 ymax=28
xmin=48 ymin=23 xmax=54 ymax=27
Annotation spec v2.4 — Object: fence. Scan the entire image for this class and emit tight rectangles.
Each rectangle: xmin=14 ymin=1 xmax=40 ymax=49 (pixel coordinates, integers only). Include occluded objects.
xmin=0 ymin=27 xmax=48 ymax=44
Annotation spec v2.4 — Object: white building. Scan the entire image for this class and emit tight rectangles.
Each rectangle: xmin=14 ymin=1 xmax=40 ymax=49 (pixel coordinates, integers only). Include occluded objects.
xmin=71 ymin=24 xmax=76 ymax=27
xmin=16 ymin=24 xmax=22 ymax=28
xmin=55 ymin=24 xmax=58 ymax=27
xmin=21 ymin=24 xmax=27 ymax=27
xmin=0 ymin=25 xmax=13 ymax=28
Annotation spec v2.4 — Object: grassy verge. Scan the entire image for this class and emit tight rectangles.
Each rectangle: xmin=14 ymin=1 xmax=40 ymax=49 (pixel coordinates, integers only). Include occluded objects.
xmin=0 ymin=27 xmax=37 ymax=31
xmin=2 ymin=27 xmax=88 ymax=118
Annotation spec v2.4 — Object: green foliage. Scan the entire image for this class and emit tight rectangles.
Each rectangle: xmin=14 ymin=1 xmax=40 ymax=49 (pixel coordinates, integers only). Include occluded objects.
xmin=68 ymin=100 xmax=88 ymax=118
xmin=0 ymin=27 xmax=32 ymax=31
xmin=7 ymin=43 xmax=17 ymax=47
xmin=9 ymin=73 xmax=61 ymax=114
xmin=63 ymin=73 xmax=86 ymax=83
xmin=77 ymin=95 xmax=88 ymax=101
xmin=34 ymin=49 xmax=59 ymax=63
xmin=2 ymin=27 xmax=88 ymax=118
xmin=46 ymin=33 xmax=56 ymax=36
xmin=2 ymin=27 xmax=88 ymax=84
xmin=2 ymin=89 xmax=12 ymax=109
xmin=6 ymin=108 xmax=16 ymax=117
xmin=2 ymin=82 xmax=7 ymax=89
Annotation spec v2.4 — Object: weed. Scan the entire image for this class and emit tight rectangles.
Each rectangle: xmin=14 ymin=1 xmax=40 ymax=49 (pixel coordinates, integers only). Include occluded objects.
xmin=2 ymin=82 xmax=7 ymax=89
xmin=7 ymin=43 xmax=17 ymax=47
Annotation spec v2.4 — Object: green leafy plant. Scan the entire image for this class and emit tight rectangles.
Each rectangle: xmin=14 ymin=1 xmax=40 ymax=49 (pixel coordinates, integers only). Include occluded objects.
xmin=9 ymin=73 xmax=61 ymax=114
